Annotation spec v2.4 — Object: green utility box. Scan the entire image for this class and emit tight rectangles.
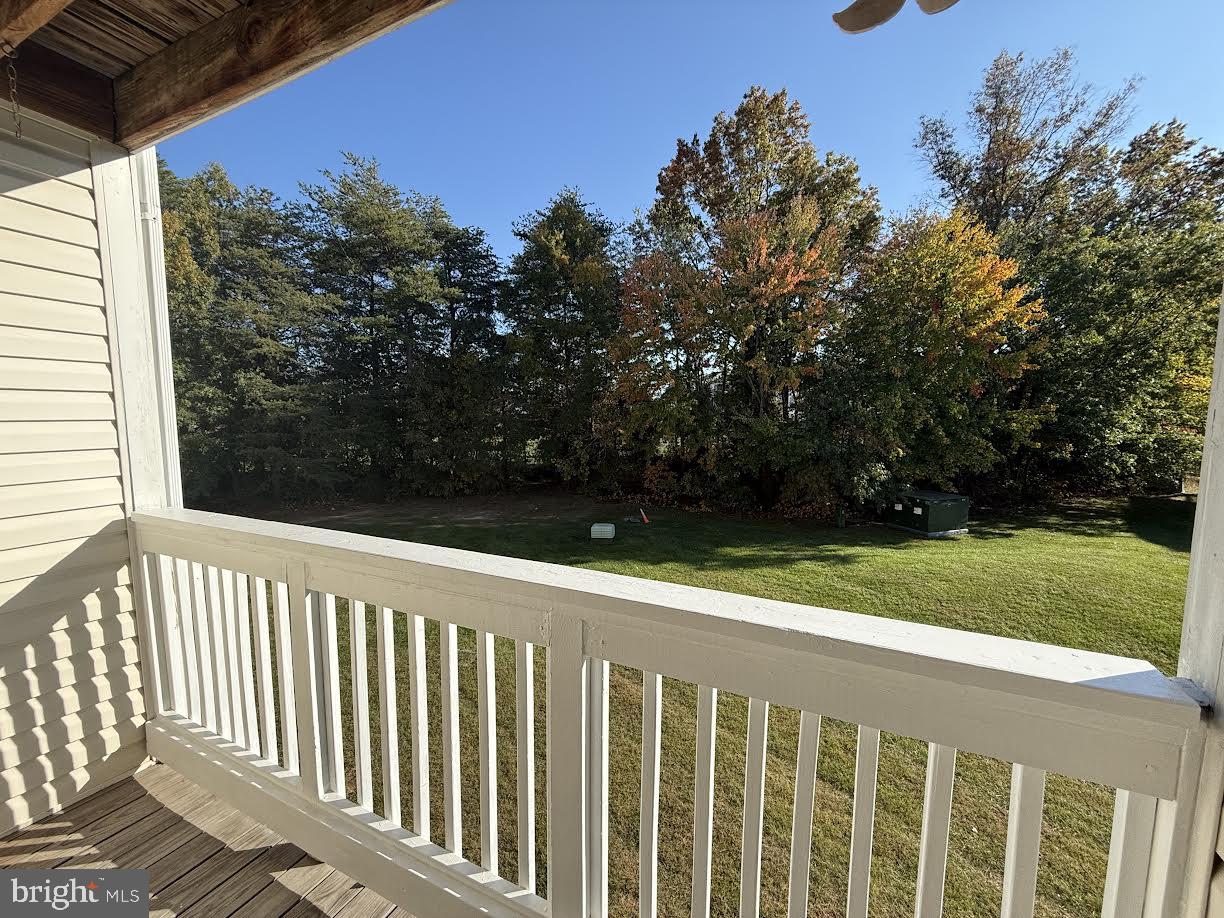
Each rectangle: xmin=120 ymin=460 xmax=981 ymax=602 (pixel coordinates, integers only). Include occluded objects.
xmin=885 ymin=489 xmax=970 ymax=538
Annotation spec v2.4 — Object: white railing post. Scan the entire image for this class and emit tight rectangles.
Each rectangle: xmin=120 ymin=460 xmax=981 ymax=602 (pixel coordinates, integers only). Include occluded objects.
xmin=1102 ymin=789 xmax=1157 ymax=918
xmin=134 ymin=546 xmax=169 ymax=717
xmin=915 ymin=744 xmax=957 ymax=918
xmin=273 ymin=581 xmax=298 ymax=772
xmin=1146 ymin=731 xmax=1209 ymax=918
xmin=548 ymin=612 xmax=588 ymax=917
xmin=288 ymin=561 xmax=324 ymax=800
xmin=846 ymin=725 xmax=879 ymax=918
xmin=1001 ymin=764 xmax=1046 ymax=918
xmin=787 ymin=710 xmax=820 ymax=918
xmin=587 ymin=658 xmax=609 ymax=917
xmin=1171 ymin=284 xmax=1224 ymax=918
xmin=317 ymin=592 xmax=345 ymax=798
xmin=517 ymin=641 xmax=538 ymax=893
xmin=692 ymin=685 xmax=719 ymax=918
xmin=640 ymin=672 xmax=663 ymax=918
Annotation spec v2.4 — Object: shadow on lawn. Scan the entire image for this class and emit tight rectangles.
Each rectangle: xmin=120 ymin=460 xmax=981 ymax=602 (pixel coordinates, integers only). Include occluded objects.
xmin=293 ymin=493 xmax=1195 ymax=575
xmin=967 ymin=495 xmax=1194 ymax=553
xmin=330 ymin=513 xmax=936 ymax=573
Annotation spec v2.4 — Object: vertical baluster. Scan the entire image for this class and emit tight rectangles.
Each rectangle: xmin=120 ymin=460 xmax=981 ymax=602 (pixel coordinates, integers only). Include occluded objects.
xmin=1001 ymin=764 xmax=1045 ymax=918
xmin=691 ymin=685 xmax=718 ymax=918
xmin=587 ymin=658 xmax=609 ymax=915
xmin=319 ymin=593 xmax=346 ymax=798
xmin=516 ymin=641 xmax=536 ymax=893
xmin=289 ymin=567 xmax=323 ymax=799
xmin=846 ymin=726 xmax=880 ymax=918
xmin=204 ymin=565 xmax=231 ymax=739
xmin=251 ymin=577 xmax=278 ymax=764
xmin=477 ymin=630 xmax=498 ymax=873
xmin=440 ymin=621 xmax=462 ymax=852
xmin=376 ymin=606 xmax=401 ymax=825
xmin=273 ymin=581 xmax=298 ymax=772
xmin=915 ymin=744 xmax=957 ymax=918
xmin=640 ymin=672 xmax=663 ymax=918
xmin=189 ymin=562 xmax=215 ymax=733
xmin=220 ymin=569 xmax=246 ymax=747
xmin=547 ymin=614 xmax=587 ymax=916
xmin=147 ymin=553 xmax=181 ymax=719
xmin=407 ymin=612 xmax=430 ymax=837
xmin=787 ymin=711 xmax=821 ymax=918
xmin=236 ymin=573 xmax=259 ymax=754
xmin=740 ymin=697 xmax=770 ymax=918
xmin=350 ymin=600 xmax=373 ymax=810
xmin=132 ymin=544 xmax=166 ymax=719
xmin=172 ymin=558 xmax=200 ymax=722
xmin=1101 ymin=789 xmax=1157 ymax=918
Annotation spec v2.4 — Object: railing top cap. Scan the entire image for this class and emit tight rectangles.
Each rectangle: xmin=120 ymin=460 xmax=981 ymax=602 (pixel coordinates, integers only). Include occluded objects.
xmin=134 ymin=507 xmax=1204 ymax=726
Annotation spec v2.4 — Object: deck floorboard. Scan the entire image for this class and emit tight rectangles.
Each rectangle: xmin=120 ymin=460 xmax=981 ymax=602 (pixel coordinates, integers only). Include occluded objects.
xmin=1 ymin=764 xmax=407 ymax=916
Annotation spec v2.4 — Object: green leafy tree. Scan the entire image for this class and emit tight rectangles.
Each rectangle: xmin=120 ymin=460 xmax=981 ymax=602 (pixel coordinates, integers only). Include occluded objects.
xmin=431 ymin=224 xmax=511 ymax=492
xmin=614 ymin=86 xmax=880 ymax=510
xmin=298 ymin=154 xmax=508 ymax=496
xmin=818 ymin=210 xmax=1046 ymax=499
xmin=161 ymin=161 xmax=332 ymax=504
xmin=504 ymin=189 xmax=622 ymax=484
xmin=919 ymin=51 xmax=1224 ymax=492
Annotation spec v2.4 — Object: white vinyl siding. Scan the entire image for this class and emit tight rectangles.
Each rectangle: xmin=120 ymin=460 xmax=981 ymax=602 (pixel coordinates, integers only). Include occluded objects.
xmin=0 ymin=112 xmax=144 ymax=835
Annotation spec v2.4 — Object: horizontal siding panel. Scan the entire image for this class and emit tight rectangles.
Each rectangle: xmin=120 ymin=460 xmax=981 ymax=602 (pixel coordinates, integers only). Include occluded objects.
xmin=0 ymin=165 xmax=95 ymax=220
xmin=0 ymin=668 xmax=142 ymax=738
xmin=0 ymin=262 xmax=104 ymax=307
xmin=0 ymin=116 xmax=93 ymax=165
xmin=0 ymin=741 xmax=146 ymax=837
xmin=0 ymin=478 xmax=124 ymax=519
xmin=0 ymin=449 xmax=120 ymax=486
xmin=0 ymin=505 xmax=125 ymax=552
xmin=0 ymin=195 xmax=98 ymax=248
xmin=0 ymin=718 xmax=145 ymax=799
xmin=0 ymin=612 xmax=136 ymax=675
xmin=0 ymin=326 xmax=110 ymax=362
xmin=0 ymin=123 xmax=144 ymax=845
xmin=0 ymin=421 xmax=118 ymax=452
xmin=0 ymin=565 xmax=130 ymax=616
xmin=0 ymin=227 xmax=102 ymax=279
xmin=0 ymin=391 xmax=115 ymax=422
xmin=0 ymin=692 xmax=144 ymax=772
xmin=0 ymin=357 xmax=112 ymax=391
xmin=0 ymin=295 xmax=106 ymax=335
xmin=0 ymin=637 xmax=141 ymax=708
xmin=0 ymin=532 xmax=129 ymax=583
xmin=0 ymin=586 xmax=133 ymax=646
xmin=0 ymin=134 xmax=92 ymax=189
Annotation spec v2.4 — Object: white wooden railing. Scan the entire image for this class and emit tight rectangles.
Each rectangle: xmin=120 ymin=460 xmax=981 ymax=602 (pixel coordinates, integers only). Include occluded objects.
xmin=130 ymin=508 xmax=1206 ymax=918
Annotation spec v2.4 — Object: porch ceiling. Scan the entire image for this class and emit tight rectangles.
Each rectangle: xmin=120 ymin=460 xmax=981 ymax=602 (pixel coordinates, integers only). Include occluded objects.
xmin=2 ymin=0 xmax=450 ymax=148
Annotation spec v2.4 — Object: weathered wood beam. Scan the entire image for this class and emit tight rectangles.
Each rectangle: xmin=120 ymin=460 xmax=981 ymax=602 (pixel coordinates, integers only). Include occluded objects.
xmin=7 ymin=41 xmax=114 ymax=139
xmin=113 ymin=0 xmax=451 ymax=149
xmin=0 ymin=0 xmax=72 ymax=49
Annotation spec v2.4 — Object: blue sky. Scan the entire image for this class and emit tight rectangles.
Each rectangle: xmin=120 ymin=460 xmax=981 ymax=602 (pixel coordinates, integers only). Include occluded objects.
xmin=160 ymin=0 xmax=1224 ymax=259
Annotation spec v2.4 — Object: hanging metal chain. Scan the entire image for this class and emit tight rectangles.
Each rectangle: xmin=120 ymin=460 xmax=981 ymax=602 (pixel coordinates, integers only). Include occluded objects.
xmin=1 ymin=40 xmax=20 ymax=141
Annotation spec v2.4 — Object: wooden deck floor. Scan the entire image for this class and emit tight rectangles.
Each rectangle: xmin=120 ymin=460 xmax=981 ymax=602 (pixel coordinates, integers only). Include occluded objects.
xmin=0 ymin=764 xmax=412 ymax=917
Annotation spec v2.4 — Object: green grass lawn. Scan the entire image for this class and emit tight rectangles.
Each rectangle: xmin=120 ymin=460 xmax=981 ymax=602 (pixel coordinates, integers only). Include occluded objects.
xmin=280 ymin=493 xmax=1194 ymax=918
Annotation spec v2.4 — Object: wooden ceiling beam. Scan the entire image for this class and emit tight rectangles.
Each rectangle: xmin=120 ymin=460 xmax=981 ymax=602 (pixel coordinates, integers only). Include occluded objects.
xmin=5 ymin=41 xmax=115 ymax=139
xmin=113 ymin=0 xmax=450 ymax=149
xmin=0 ymin=0 xmax=73 ymax=49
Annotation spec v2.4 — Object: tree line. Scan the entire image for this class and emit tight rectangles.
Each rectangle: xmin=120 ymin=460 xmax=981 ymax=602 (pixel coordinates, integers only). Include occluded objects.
xmin=163 ymin=49 xmax=1224 ymax=515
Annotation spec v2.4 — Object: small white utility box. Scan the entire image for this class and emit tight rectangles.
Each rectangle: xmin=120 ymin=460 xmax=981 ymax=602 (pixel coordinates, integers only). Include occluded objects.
xmin=590 ymin=523 xmax=616 ymax=540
